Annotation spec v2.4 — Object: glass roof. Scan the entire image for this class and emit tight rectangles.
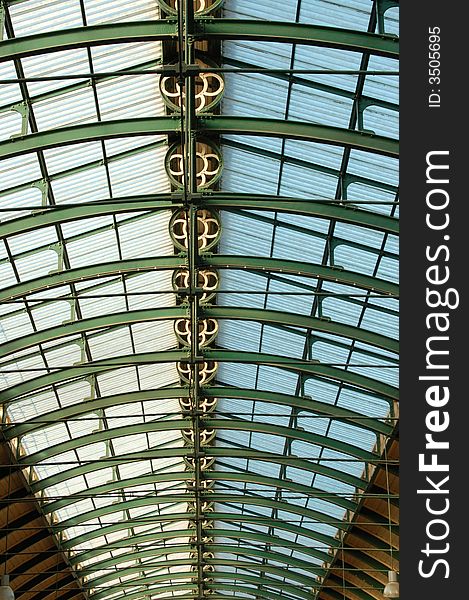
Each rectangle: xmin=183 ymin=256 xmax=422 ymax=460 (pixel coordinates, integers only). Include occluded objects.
xmin=0 ymin=1 xmax=399 ymax=599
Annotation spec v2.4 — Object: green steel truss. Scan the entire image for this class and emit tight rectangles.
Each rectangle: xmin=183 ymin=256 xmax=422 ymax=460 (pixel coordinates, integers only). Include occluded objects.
xmin=0 ymin=20 xmax=398 ymax=63
xmin=0 ymin=3 xmax=399 ymax=600
xmin=0 ymin=193 xmax=399 ymax=237
xmin=0 ymin=116 xmax=398 ymax=159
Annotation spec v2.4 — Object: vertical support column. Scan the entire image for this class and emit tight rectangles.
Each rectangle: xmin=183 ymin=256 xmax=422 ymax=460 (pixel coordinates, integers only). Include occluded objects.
xmin=167 ymin=3 xmax=224 ymax=595
xmin=184 ymin=2 xmax=205 ymax=597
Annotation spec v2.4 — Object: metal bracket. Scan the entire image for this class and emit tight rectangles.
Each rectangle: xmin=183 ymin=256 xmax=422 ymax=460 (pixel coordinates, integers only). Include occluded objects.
xmin=48 ymin=241 xmax=65 ymax=274
xmin=376 ymin=0 xmax=399 ymax=34
xmin=83 ymin=375 xmax=97 ymax=401
xmin=357 ymin=97 xmax=377 ymax=134
xmin=9 ymin=101 xmax=29 ymax=138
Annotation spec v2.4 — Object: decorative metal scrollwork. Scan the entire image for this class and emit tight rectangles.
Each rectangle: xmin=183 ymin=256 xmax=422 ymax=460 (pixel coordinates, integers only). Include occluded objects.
xmin=187 ymin=479 xmax=214 ymax=491
xmin=157 ymin=0 xmax=224 ymax=17
xmin=165 ymin=141 xmax=223 ymax=190
xmin=189 ymin=519 xmax=215 ymax=529
xmin=191 ymin=563 xmax=215 ymax=574
xmin=179 ymin=396 xmax=217 ymax=414
xmin=169 ymin=208 xmax=221 ymax=252
xmin=162 ymin=27 xmax=223 ymax=555
xmin=175 ymin=318 xmax=218 ymax=348
xmin=184 ymin=455 xmax=215 ymax=470
xmin=188 ymin=513 xmax=214 ymax=526
xmin=177 ymin=361 xmax=218 ymax=385
xmin=173 ymin=268 xmax=219 ymax=303
xmin=182 ymin=428 xmax=216 ymax=445
xmin=160 ymin=58 xmax=224 ymax=114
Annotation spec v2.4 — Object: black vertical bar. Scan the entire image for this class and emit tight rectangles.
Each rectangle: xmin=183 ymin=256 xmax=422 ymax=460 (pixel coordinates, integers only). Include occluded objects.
xmin=401 ymin=2 xmax=466 ymax=598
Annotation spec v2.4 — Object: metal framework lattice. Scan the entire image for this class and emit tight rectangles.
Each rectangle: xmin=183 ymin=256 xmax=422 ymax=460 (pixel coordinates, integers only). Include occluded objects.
xmin=0 ymin=1 xmax=399 ymax=600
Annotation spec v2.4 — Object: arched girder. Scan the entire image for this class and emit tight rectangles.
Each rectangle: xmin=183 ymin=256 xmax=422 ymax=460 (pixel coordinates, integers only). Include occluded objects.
xmin=0 ymin=4 xmax=400 ymax=600
xmin=0 ymin=256 xmax=185 ymax=301
xmin=204 ymin=193 xmax=399 ymax=233
xmin=74 ymin=531 xmax=328 ymax=579
xmin=1 ymin=350 xmax=398 ymax=404
xmin=0 ymin=193 xmax=398 ymax=239
xmin=122 ymin=597 xmax=283 ymax=600
xmin=0 ymin=117 xmax=398 ymax=161
xmin=200 ymin=116 xmax=398 ymax=157
xmin=204 ymin=350 xmax=398 ymax=400
xmin=208 ymin=306 xmax=398 ymax=353
xmin=0 ymin=306 xmax=188 ymax=360
xmin=89 ymin=581 xmax=297 ymax=600
xmin=77 ymin=542 xmax=325 ymax=580
xmin=91 ymin=586 xmax=254 ymax=600
xmin=200 ymin=18 xmax=398 ymax=57
xmin=88 ymin=581 xmax=286 ymax=600
xmin=59 ymin=494 xmax=395 ymax=551
xmin=87 ymin=562 xmax=320 ymax=600
xmin=0 ymin=306 xmax=398 ymax=360
xmin=6 ymin=386 xmax=392 ymax=443
xmin=28 ymin=447 xmax=363 ymax=501
xmin=0 ymin=255 xmax=398 ymax=303
xmin=53 ymin=493 xmax=352 ymax=533
xmin=0 ymin=196 xmax=178 ymax=239
xmin=62 ymin=510 xmax=339 ymax=555
xmin=213 ymin=386 xmax=394 ymax=431
xmin=42 ymin=470 xmax=358 ymax=517
xmin=0 ymin=20 xmax=398 ymax=64
xmin=17 ymin=418 xmax=377 ymax=468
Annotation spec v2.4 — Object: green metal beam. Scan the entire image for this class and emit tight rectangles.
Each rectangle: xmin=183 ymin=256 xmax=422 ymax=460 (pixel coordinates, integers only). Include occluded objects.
xmin=199 ymin=18 xmax=398 ymax=57
xmin=0 ymin=307 xmax=187 ymax=359
xmin=63 ymin=510 xmax=339 ymax=554
xmin=0 ymin=20 xmax=178 ymax=62
xmin=0 ymin=134 xmax=395 ymax=202
xmin=87 ymin=563 xmax=320 ymax=599
xmin=0 ymin=117 xmax=397 ymax=161
xmin=0 ymin=193 xmax=398 ymax=239
xmin=50 ymin=493 xmax=352 ymax=533
xmin=202 ymin=192 xmax=399 ymax=233
xmin=17 ymin=418 xmax=377 ymax=465
xmin=0 ymin=196 xmax=177 ymax=238
xmin=77 ymin=542 xmax=324 ymax=579
xmin=28 ymin=447 xmax=363 ymax=498
xmin=74 ymin=530 xmax=328 ymax=574
xmin=43 ymin=471 xmax=357 ymax=518
xmin=207 ymin=306 xmax=398 ymax=352
xmin=0 ymin=20 xmax=398 ymax=64
xmin=198 ymin=116 xmax=398 ymax=157
xmin=215 ymin=386 xmax=392 ymax=430
xmin=6 ymin=386 xmax=391 ymax=443
xmin=0 ymin=117 xmax=177 ymax=160
xmin=88 ymin=581 xmax=287 ymax=600
xmin=0 ymin=350 xmax=398 ymax=403
xmin=100 ymin=596 xmax=271 ymax=600
xmin=205 ymin=349 xmax=398 ymax=400
xmin=210 ymin=254 xmax=398 ymax=296
xmin=0 ymin=306 xmax=397 ymax=359
xmin=0 ymin=256 xmax=185 ymax=301
xmin=88 ymin=581 xmax=298 ymax=600
xmin=0 ymin=255 xmax=398 ymax=301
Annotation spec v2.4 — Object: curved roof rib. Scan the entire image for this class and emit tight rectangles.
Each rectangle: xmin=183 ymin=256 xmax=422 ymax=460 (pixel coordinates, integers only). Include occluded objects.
xmin=0 ymin=1 xmax=399 ymax=600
